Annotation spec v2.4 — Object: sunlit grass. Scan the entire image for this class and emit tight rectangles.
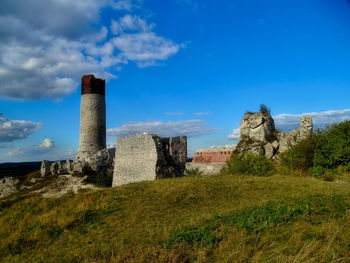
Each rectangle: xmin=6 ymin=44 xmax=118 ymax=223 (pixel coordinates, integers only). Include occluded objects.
xmin=1 ymin=173 xmax=350 ymax=262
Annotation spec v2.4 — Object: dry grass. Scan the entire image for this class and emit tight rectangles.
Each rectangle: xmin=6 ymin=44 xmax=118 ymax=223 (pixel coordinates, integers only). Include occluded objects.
xmin=1 ymin=173 xmax=350 ymax=262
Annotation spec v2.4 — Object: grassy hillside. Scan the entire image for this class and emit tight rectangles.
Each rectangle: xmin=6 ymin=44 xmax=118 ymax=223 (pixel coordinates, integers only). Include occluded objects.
xmin=1 ymin=173 xmax=350 ymax=262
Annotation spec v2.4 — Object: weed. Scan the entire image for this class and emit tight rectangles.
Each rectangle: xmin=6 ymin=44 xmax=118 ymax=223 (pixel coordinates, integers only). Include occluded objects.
xmin=184 ymin=167 xmax=204 ymax=177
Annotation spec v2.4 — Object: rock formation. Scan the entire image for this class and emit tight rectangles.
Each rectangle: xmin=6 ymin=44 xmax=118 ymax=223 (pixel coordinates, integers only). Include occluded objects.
xmin=0 ymin=177 xmax=19 ymax=198
xmin=235 ymin=112 xmax=313 ymax=159
xmin=113 ymin=134 xmax=187 ymax=186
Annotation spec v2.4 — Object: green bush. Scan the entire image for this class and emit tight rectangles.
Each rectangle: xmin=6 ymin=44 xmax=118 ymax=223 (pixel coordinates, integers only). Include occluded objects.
xmin=313 ymin=121 xmax=350 ymax=169
xmin=222 ymin=153 xmax=273 ymax=177
xmin=279 ymin=120 xmax=350 ymax=177
xmin=309 ymin=166 xmax=325 ymax=177
xmin=279 ymin=136 xmax=316 ymax=172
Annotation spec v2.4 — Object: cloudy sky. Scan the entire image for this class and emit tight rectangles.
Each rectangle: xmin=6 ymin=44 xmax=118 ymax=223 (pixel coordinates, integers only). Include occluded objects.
xmin=1 ymin=0 xmax=350 ymax=162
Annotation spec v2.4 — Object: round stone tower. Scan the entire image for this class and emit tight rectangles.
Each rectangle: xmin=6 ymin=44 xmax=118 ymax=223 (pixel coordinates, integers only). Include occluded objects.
xmin=78 ymin=75 xmax=106 ymax=158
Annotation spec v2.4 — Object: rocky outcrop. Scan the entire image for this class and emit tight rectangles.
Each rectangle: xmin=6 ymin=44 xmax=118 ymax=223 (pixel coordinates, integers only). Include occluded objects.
xmin=240 ymin=112 xmax=275 ymax=143
xmin=40 ymin=148 xmax=115 ymax=177
xmin=73 ymin=148 xmax=115 ymax=174
xmin=41 ymin=160 xmax=51 ymax=177
xmin=277 ymin=116 xmax=313 ymax=153
xmin=235 ymin=113 xmax=313 ymax=159
xmin=0 ymin=177 xmax=18 ymax=198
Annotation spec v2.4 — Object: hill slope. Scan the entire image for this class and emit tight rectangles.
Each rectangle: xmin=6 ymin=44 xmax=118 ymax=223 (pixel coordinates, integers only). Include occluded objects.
xmin=1 ymin=174 xmax=350 ymax=262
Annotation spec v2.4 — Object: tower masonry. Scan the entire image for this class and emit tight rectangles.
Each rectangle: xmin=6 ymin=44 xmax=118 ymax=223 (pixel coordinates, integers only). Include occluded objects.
xmin=78 ymin=75 xmax=106 ymax=159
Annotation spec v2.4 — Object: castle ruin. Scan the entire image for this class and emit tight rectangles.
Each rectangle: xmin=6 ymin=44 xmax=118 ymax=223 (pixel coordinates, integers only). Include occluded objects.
xmin=41 ymin=74 xmax=188 ymax=185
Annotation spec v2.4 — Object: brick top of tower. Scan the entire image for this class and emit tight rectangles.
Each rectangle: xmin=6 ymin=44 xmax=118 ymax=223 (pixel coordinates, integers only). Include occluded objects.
xmin=81 ymin=75 xmax=105 ymax=95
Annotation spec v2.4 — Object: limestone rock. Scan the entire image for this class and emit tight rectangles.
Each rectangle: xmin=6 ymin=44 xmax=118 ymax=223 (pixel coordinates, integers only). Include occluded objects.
xmin=240 ymin=112 xmax=275 ymax=143
xmin=65 ymin=160 xmax=73 ymax=173
xmin=41 ymin=160 xmax=51 ymax=177
xmin=299 ymin=116 xmax=313 ymax=140
xmin=0 ymin=177 xmax=19 ymax=198
xmin=50 ymin=162 xmax=60 ymax=175
xmin=74 ymin=148 xmax=115 ymax=174
xmin=264 ymin=143 xmax=275 ymax=159
xmin=233 ymin=138 xmax=265 ymax=155
xmin=235 ymin=110 xmax=313 ymax=158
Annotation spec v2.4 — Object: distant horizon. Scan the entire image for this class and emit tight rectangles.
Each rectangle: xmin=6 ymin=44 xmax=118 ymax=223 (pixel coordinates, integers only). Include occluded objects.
xmin=1 ymin=0 xmax=350 ymax=162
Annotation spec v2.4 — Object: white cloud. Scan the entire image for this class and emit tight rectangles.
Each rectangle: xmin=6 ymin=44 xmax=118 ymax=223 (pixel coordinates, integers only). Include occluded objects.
xmin=227 ymin=128 xmax=240 ymax=140
xmin=227 ymin=109 xmax=350 ymax=140
xmin=0 ymin=114 xmax=42 ymax=142
xmin=40 ymin=138 xmax=55 ymax=149
xmin=111 ymin=15 xmax=154 ymax=35
xmin=4 ymin=139 xmax=75 ymax=162
xmin=274 ymin=109 xmax=350 ymax=131
xmin=107 ymin=120 xmax=216 ymax=138
xmin=0 ymin=1 xmax=182 ymax=100
xmin=112 ymin=33 xmax=181 ymax=67
xmin=194 ymin=111 xmax=210 ymax=116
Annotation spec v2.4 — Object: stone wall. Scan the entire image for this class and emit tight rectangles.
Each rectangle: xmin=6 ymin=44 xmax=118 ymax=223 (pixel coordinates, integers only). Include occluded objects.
xmin=186 ymin=162 xmax=225 ymax=175
xmin=113 ymin=134 xmax=187 ymax=187
xmin=192 ymin=150 xmax=233 ymax=163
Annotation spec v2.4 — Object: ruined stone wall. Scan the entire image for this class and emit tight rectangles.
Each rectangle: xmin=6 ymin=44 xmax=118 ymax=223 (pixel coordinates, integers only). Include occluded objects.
xmin=113 ymin=134 xmax=187 ymax=187
xmin=162 ymin=136 xmax=187 ymax=165
xmin=113 ymin=134 xmax=163 ymax=186
xmin=192 ymin=151 xmax=233 ymax=163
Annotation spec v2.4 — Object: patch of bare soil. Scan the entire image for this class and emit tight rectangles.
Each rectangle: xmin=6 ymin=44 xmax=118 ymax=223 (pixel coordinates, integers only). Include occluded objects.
xmin=36 ymin=174 xmax=99 ymax=198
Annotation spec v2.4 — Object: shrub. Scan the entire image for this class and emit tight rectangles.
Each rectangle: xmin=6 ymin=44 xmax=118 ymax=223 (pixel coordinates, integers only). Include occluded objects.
xmin=184 ymin=167 xmax=204 ymax=177
xmin=346 ymin=162 xmax=350 ymax=172
xmin=322 ymin=172 xmax=335 ymax=182
xmin=259 ymin=104 xmax=271 ymax=116
xmin=222 ymin=153 xmax=273 ymax=177
xmin=309 ymin=166 xmax=325 ymax=177
xmin=83 ymin=171 xmax=112 ymax=187
xmin=313 ymin=121 xmax=350 ymax=169
xmin=279 ymin=136 xmax=316 ymax=172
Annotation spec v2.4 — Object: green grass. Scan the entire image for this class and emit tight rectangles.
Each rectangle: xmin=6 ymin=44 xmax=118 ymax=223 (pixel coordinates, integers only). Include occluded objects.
xmin=1 ymin=173 xmax=350 ymax=262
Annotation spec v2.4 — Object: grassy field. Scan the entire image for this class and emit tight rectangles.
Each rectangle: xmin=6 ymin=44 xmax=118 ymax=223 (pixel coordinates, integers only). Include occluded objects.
xmin=1 ymin=173 xmax=350 ymax=263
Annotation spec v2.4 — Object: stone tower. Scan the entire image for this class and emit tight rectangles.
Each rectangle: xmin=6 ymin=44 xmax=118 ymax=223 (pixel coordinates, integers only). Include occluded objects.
xmin=78 ymin=75 xmax=106 ymax=158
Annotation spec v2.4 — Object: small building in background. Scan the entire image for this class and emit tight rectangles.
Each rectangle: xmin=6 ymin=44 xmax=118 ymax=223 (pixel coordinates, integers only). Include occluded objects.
xmin=192 ymin=146 xmax=236 ymax=163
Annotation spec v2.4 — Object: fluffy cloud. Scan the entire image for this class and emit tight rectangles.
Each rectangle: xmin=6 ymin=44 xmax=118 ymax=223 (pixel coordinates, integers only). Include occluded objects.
xmin=110 ymin=15 xmax=183 ymax=67
xmin=40 ymin=138 xmax=55 ymax=149
xmin=0 ymin=1 xmax=182 ymax=100
xmin=227 ymin=128 xmax=240 ymax=140
xmin=0 ymin=114 xmax=41 ymax=142
xmin=274 ymin=109 xmax=350 ymax=131
xmin=107 ymin=120 xmax=216 ymax=138
xmin=227 ymin=109 xmax=350 ymax=140
xmin=4 ymin=138 xmax=75 ymax=162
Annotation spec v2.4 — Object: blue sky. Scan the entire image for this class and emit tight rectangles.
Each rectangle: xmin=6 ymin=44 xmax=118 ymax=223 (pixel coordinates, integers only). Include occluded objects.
xmin=1 ymin=0 xmax=350 ymax=162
